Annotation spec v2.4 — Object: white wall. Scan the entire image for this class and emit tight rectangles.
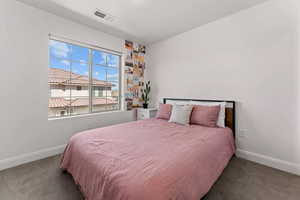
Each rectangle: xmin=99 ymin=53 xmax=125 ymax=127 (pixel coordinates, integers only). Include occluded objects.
xmin=147 ymin=0 xmax=300 ymax=174
xmin=0 ymin=0 xmax=135 ymax=170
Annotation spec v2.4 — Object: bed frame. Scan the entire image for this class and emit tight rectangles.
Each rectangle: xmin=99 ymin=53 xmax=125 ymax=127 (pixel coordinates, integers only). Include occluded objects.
xmin=163 ymin=98 xmax=236 ymax=137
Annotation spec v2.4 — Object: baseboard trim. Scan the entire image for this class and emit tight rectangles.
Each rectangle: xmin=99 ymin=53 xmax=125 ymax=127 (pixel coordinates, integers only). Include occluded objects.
xmin=0 ymin=144 xmax=66 ymax=171
xmin=236 ymin=149 xmax=300 ymax=176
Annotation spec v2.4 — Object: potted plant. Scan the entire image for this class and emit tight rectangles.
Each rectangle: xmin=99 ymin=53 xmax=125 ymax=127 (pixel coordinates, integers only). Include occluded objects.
xmin=141 ymin=81 xmax=151 ymax=109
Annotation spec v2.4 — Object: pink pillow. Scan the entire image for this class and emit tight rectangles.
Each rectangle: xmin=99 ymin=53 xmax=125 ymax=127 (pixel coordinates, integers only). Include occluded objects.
xmin=190 ymin=105 xmax=220 ymax=127
xmin=156 ymin=104 xmax=172 ymax=120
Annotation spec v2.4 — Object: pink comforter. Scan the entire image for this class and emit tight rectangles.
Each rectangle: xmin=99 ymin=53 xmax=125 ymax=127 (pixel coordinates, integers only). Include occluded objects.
xmin=61 ymin=119 xmax=235 ymax=200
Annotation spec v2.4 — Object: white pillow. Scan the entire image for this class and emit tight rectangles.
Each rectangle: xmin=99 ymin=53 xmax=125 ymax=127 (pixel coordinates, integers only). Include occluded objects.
xmin=190 ymin=101 xmax=226 ymax=128
xmin=168 ymin=105 xmax=193 ymax=125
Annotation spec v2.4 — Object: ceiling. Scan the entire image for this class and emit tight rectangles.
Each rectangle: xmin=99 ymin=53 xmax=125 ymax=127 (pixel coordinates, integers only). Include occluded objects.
xmin=17 ymin=0 xmax=269 ymax=44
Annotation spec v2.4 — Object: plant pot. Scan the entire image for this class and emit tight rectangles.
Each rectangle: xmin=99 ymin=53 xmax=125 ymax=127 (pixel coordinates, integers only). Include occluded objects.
xmin=143 ymin=103 xmax=148 ymax=109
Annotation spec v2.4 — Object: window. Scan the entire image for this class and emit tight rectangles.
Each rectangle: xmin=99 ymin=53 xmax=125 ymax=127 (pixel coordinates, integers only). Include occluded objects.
xmin=48 ymin=39 xmax=121 ymax=118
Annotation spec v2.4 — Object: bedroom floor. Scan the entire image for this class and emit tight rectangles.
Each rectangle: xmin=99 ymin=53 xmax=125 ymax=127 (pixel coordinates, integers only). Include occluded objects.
xmin=0 ymin=156 xmax=299 ymax=200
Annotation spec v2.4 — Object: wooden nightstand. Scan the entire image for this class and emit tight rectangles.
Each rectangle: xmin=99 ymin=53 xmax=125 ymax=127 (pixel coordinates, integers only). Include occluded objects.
xmin=137 ymin=108 xmax=158 ymax=120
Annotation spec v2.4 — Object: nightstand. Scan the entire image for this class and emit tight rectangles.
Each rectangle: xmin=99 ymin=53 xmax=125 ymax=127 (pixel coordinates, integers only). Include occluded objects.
xmin=137 ymin=108 xmax=158 ymax=120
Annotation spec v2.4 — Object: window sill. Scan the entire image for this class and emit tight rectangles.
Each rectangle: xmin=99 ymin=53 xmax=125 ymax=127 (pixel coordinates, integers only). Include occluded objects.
xmin=48 ymin=109 xmax=133 ymax=121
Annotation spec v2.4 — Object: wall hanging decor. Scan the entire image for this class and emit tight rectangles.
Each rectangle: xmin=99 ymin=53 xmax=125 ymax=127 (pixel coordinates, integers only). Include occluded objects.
xmin=124 ymin=40 xmax=146 ymax=110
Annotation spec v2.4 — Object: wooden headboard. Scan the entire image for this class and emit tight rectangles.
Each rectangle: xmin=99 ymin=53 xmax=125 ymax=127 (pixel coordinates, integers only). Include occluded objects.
xmin=163 ymin=98 xmax=236 ymax=137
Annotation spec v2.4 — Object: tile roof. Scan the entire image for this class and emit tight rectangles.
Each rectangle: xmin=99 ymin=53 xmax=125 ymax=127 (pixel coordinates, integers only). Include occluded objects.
xmin=49 ymin=68 xmax=113 ymax=87
xmin=49 ymin=97 xmax=118 ymax=108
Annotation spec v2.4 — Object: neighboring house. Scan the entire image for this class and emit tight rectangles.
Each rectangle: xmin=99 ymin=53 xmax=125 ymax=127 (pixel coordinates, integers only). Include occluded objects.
xmin=48 ymin=68 xmax=118 ymax=117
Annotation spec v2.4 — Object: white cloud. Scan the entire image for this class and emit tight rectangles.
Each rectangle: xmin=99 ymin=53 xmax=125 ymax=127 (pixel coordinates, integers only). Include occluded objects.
xmin=61 ymin=60 xmax=70 ymax=66
xmin=50 ymin=40 xmax=70 ymax=58
xmin=95 ymin=72 xmax=99 ymax=76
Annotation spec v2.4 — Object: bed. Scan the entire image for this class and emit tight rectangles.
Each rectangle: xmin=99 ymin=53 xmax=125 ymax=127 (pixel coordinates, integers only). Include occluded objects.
xmin=61 ymin=98 xmax=236 ymax=200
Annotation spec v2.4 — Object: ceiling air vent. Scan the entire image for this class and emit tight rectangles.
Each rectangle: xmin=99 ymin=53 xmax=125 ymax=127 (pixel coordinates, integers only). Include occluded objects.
xmin=94 ymin=9 xmax=115 ymax=22
xmin=95 ymin=11 xmax=106 ymax=18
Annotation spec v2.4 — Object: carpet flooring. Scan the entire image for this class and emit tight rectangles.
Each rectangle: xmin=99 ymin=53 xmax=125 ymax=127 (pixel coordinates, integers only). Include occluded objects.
xmin=0 ymin=155 xmax=299 ymax=200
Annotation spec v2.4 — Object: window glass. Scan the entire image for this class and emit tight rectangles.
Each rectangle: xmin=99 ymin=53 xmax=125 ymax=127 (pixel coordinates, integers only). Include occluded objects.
xmin=107 ymin=54 xmax=119 ymax=67
xmin=48 ymin=55 xmax=71 ymax=118
xmin=92 ymin=51 xmax=107 ymax=65
xmin=48 ymin=39 xmax=121 ymax=118
xmin=49 ymin=40 xmax=71 ymax=60
xmin=71 ymin=44 xmax=89 ymax=63
xmin=106 ymin=68 xmax=119 ymax=82
xmin=92 ymin=65 xmax=106 ymax=81
xmin=70 ymin=62 xmax=89 ymax=116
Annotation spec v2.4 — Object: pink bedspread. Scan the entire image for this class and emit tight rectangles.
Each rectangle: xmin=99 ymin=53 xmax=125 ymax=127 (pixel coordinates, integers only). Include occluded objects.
xmin=61 ymin=119 xmax=235 ymax=200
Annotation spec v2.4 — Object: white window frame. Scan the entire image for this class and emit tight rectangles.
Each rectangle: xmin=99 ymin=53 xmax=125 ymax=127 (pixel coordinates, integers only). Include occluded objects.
xmin=48 ymin=35 xmax=122 ymax=118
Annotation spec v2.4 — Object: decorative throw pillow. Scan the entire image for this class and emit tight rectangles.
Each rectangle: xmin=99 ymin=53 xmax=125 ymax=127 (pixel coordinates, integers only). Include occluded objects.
xmin=168 ymin=105 xmax=193 ymax=125
xmin=191 ymin=101 xmax=226 ymax=127
xmin=190 ymin=105 xmax=220 ymax=127
xmin=156 ymin=104 xmax=172 ymax=120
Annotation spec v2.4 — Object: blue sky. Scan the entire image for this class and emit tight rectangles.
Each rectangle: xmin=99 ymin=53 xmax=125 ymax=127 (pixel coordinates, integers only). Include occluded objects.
xmin=49 ymin=40 xmax=119 ymax=84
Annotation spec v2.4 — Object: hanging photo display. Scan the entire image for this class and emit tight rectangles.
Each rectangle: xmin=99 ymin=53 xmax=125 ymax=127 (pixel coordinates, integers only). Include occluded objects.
xmin=124 ymin=40 xmax=146 ymax=110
